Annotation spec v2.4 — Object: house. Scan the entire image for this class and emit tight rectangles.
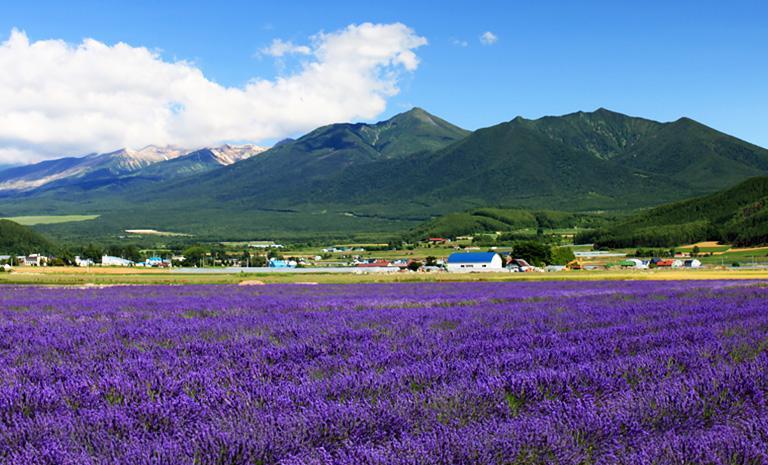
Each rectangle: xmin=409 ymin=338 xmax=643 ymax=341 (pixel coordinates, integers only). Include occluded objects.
xmin=356 ymin=259 xmax=392 ymax=268
xmin=427 ymin=237 xmax=449 ymax=245
xmin=684 ymin=259 xmax=702 ymax=268
xmin=656 ymin=259 xmax=683 ymax=268
xmin=507 ymin=258 xmax=534 ymax=272
xmin=145 ymin=256 xmax=171 ymax=268
xmin=446 ymin=252 xmax=503 ymax=272
xmin=102 ymin=255 xmax=134 ymax=267
xmin=268 ymin=258 xmax=297 ymax=268
xmin=619 ymin=258 xmax=648 ymax=269
xmin=17 ymin=254 xmax=47 ymax=266
xmin=75 ymin=256 xmax=94 ymax=267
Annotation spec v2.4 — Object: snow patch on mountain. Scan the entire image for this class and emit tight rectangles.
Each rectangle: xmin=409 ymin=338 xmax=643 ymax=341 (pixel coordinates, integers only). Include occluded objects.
xmin=0 ymin=144 xmax=265 ymax=193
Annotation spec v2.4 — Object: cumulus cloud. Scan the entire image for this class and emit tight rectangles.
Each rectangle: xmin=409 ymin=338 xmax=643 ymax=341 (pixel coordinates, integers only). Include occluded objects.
xmin=480 ymin=31 xmax=498 ymax=45
xmin=452 ymin=39 xmax=469 ymax=48
xmin=0 ymin=23 xmax=427 ymax=163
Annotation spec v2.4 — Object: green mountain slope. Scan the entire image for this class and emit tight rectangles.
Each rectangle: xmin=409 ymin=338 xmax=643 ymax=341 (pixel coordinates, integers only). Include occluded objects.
xmin=134 ymin=107 xmax=471 ymax=206
xmin=0 ymin=219 xmax=55 ymax=255
xmin=314 ymin=116 xmax=684 ymax=214
xmin=580 ymin=177 xmax=768 ymax=247
xmin=511 ymin=108 xmax=768 ymax=190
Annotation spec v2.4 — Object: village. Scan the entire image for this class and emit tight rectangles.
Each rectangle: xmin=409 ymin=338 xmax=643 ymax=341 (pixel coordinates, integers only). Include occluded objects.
xmin=0 ymin=235 xmax=727 ymax=275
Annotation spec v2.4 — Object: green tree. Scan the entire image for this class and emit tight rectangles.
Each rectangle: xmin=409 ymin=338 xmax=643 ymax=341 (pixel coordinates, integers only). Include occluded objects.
xmin=550 ymin=246 xmax=576 ymax=266
xmin=251 ymin=254 xmax=267 ymax=267
xmin=407 ymin=261 xmax=423 ymax=271
xmin=512 ymin=241 xmax=552 ymax=267
xmin=182 ymin=246 xmax=207 ymax=267
xmin=81 ymin=244 xmax=103 ymax=262
xmin=122 ymin=244 xmax=142 ymax=263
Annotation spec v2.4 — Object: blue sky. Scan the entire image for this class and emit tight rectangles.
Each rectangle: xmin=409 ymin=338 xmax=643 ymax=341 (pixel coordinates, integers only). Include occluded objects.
xmin=1 ymin=0 xmax=766 ymax=162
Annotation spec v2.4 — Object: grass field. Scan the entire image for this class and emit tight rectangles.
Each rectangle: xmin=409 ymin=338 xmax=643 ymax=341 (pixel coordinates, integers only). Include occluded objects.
xmin=2 ymin=267 xmax=767 ymax=285
xmin=698 ymin=248 xmax=768 ymax=265
xmin=1 ymin=214 xmax=99 ymax=225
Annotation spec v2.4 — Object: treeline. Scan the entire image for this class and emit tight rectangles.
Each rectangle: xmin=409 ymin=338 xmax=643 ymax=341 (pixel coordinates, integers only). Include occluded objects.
xmin=577 ymin=221 xmax=716 ymax=248
xmin=579 ymin=177 xmax=768 ymax=248
xmin=405 ymin=207 xmax=612 ymax=241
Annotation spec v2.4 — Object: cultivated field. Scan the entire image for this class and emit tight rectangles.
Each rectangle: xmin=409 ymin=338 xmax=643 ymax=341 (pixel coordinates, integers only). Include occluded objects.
xmin=0 ymin=214 xmax=99 ymax=225
xmin=1 ymin=281 xmax=767 ymax=463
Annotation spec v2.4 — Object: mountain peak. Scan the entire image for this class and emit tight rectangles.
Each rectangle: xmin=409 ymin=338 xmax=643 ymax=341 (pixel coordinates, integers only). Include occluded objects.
xmin=208 ymin=144 xmax=268 ymax=165
xmin=387 ymin=107 xmax=457 ymax=127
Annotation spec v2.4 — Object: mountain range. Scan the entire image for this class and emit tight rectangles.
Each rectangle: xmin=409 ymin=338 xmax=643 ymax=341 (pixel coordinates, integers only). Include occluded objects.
xmin=1 ymin=107 xmax=767 ymax=241
xmin=0 ymin=144 xmax=266 ymax=194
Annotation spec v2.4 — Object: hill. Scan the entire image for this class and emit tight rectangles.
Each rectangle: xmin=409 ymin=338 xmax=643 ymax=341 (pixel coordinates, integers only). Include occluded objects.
xmin=0 ymin=219 xmax=55 ymax=255
xmin=580 ymin=177 xmax=768 ymax=247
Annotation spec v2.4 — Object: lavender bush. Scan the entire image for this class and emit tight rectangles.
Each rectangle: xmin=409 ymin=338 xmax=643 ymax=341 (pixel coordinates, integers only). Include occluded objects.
xmin=0 ymin=281 xmax=767 ymax=464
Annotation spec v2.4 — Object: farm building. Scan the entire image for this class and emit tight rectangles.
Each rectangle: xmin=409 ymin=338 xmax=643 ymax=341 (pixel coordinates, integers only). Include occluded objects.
xmin=684 ymin=259 xmax=702 ymax=268
xmin=16 ymin=254 xmax=47 ymax=266
xmin=356 ymin=259 xmax=393 ymax=268
xmin=268 ymin=258 xmax=297 ymax=268
xmin=656 ymin=259 xmax=684 ymax=268
xmin=144 ymin=257 xmax=172 ymax=268
xmin=446 ymin=252 xmax=503 ymax=272
xmin=619 ymin=258 xmax=648 ymax=269
xmin=74 ymin=256 xmax=94 ymax=267
xmin=427 ymin=237 xmax=449 ymax=244
xmin=507 ymin=258 xmax=534 ymax=272
xmin=102 ymin=255 xmax=134 ymax=267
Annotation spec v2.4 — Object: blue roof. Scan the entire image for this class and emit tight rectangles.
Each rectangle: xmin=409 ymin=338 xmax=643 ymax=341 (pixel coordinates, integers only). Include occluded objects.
xmin=447 ymin=252 xmax=498 ymax=264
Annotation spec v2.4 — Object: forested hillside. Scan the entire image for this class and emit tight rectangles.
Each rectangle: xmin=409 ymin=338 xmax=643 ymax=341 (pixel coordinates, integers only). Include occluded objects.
xmin=579 ymin=177 xmax=768 ymax=247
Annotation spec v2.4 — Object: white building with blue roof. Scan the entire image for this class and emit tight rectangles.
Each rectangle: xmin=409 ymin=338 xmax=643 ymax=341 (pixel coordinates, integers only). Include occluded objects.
xmin=446 ymin=252 xmax=503 ymax=272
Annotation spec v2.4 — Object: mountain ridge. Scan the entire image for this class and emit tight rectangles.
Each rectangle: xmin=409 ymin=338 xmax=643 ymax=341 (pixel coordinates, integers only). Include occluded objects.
xmin=1 ymin=107 xmax=767 ymax=241
xmin=0 ymin=144 xmax=267 ymax=194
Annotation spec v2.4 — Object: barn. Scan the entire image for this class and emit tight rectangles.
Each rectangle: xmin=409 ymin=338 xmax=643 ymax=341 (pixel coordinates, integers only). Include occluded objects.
xmin=446 ymin=252 xmax=503 ymax=272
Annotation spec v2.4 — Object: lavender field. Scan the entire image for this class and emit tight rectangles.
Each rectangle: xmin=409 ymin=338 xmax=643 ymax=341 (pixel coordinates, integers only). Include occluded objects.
xmin=1 ymin=281 xmax=767 ymax=464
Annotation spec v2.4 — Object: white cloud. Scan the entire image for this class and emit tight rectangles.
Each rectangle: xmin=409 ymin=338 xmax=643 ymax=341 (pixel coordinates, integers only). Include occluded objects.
xmin=0 ymin=23 xmax=427 ymax=163
xmin=452 ymin=39 xmax=469 ymax=48
xmin=260 ymin=38 xmax=311 ymax=57
xmin=480 ymin=31 xmax=498 ymax=45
